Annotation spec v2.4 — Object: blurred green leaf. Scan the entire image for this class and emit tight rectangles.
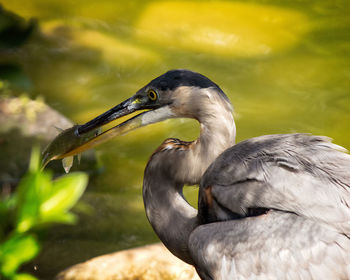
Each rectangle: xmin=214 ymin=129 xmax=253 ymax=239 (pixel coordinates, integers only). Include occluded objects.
xmin=13 ymin=273 xmax=38 ymax=280
xmin=1 ymin=148 xmax=89 ymax=279
xmin=40 ymin=173 xmax=88 ymax=224
xmin=0 ymin=234 xmax=39 ymax=277
xmin=29 ymin=147 xmax=40 ymax=173
xmin=16 ymin=150 xmax=88 ymax=230
xmin=41 ymin=212 xmax=77 ymax=225
xmin=15 ymin=172 xmax=52 ymax=233
xmin=73 ymin=200 xmax=94 ymax=216
xmin=14 ymin=174 xmax=39 ymax=233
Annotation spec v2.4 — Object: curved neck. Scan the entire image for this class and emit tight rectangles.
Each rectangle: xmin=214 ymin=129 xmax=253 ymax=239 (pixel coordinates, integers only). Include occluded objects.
xmin=143 ymin=170 xmax=198 ymax=264
xmin=143 ymin=88 xmax=236 ymax=264
xmin=172 ymin=88 xmax=236 ymax=185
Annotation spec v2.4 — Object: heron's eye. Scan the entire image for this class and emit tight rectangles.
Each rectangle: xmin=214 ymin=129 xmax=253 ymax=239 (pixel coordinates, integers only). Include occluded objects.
xmin=148 ymin=89 xmax=158 ymax=101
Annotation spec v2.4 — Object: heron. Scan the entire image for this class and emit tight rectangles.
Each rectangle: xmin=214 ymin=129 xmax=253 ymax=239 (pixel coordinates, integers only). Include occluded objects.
xmin=47 ymin=69 xmax=350 ymax=279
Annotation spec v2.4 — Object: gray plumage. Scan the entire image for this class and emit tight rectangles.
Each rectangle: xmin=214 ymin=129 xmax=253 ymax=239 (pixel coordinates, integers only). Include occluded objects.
xmin=76 ymin=70 xmax=350 ymax=279
xmin=190 ymin=210 xmax=350 ymax=279
xmin=195 ymin=134 xmax=350 ymax=279
xmin=200 ymin=134 xmax=350 ymax=233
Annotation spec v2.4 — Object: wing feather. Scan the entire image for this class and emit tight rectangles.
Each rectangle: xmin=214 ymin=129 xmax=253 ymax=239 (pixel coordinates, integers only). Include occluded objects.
xmin=199 ymin=134 xmax=350 ymax=234
xmin=189 ymin=211 xmax=350 ymax=280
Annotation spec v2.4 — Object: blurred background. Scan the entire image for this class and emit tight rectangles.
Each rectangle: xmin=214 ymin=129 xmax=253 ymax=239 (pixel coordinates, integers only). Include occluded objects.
xmin=0 ymin=0 xmax=349 ymax=278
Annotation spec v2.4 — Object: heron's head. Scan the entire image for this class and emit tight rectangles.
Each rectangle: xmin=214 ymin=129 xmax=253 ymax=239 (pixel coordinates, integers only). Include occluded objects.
xmin=46 ymin=69 xmax=232 ymax=161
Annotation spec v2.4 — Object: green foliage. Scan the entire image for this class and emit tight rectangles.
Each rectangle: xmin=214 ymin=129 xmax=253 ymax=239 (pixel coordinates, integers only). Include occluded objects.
xmin=0 ymin=148 xmax=88 ymax=279
xmin=0 ymin=234 xmax=39 ymax=277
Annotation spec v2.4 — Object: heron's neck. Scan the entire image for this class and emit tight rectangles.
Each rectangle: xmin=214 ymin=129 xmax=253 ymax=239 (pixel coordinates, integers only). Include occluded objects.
xmin=143 ymin=92 xmax=235 ymax=264
xmin=195 ymin=109 xmax=236 ymax=180
xmin=143 ymin=171 xmax=198 ymax=264
xmin=176 ymin=90 xmax=236 ymax=185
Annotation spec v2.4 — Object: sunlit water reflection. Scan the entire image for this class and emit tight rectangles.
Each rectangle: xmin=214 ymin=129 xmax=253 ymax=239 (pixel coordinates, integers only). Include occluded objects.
xmin=2 ymin=0 xmax=350 ymax=278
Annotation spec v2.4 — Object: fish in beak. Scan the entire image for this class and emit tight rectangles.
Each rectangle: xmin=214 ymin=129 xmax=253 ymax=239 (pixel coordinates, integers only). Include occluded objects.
xmin=42 ymin=91 xmax=175 ymax=170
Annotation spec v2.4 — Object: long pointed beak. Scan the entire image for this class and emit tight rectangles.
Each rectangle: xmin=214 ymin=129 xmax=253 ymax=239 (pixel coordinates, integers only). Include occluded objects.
xmin=42 ymin=95 xmax=174 ymax=168
xmin=59 ymin=112 xmax=145 ymax=159
xmin=77 ymin=96 xmax=141 ymax=135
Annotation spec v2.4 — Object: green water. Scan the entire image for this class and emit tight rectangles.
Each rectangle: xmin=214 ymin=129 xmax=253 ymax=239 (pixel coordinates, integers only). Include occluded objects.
xmin=2 ymin=0 xmax=350 ymax=278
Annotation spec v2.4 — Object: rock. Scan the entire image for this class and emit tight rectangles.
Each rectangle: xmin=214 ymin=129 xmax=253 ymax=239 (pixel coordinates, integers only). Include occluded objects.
xmin=0 ymin=95 xmax=73 ymax=140
xmin=0 ymin=95 xmax=96 ymax=189
xmin=55 ymin=243 xmax=200 ymax=280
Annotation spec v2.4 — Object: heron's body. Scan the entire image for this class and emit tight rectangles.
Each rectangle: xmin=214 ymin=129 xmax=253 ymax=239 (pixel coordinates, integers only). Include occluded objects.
xmin=142 ymin=87 xmax=350 ymax=279
xmin=54 ymin=69 xmax=350 ymax=279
